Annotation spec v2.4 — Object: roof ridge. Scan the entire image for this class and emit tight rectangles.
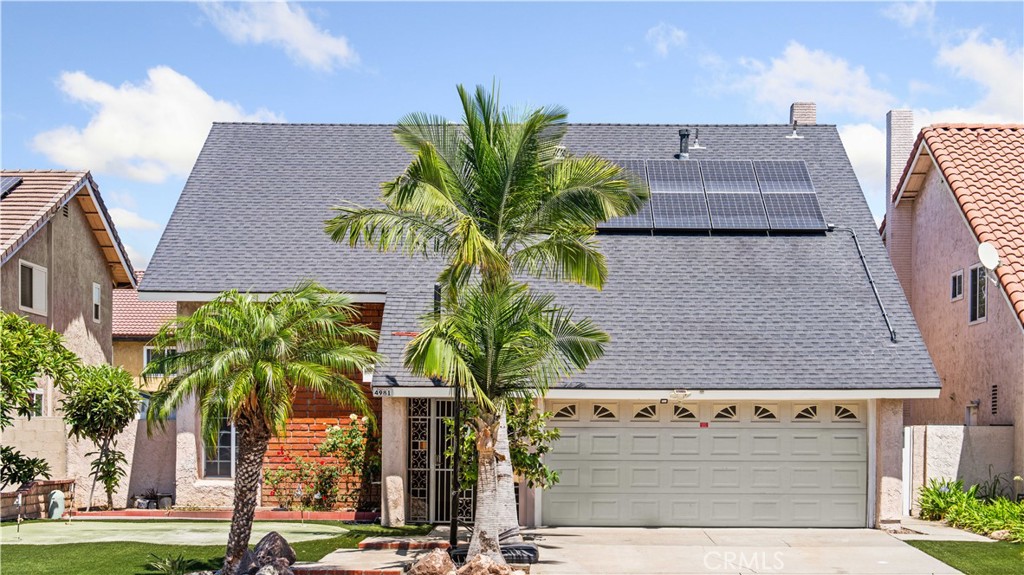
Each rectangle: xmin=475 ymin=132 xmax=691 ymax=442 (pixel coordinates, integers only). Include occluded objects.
xmin=924 ymin=123 xmax=1024 ymax=130
xmin=210 ymin=121 xmax=837 ymax=128
xmin=1 ymin=169 xmax=89 ymax=175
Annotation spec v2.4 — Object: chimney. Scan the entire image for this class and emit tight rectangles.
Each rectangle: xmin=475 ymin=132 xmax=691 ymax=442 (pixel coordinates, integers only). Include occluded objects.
xmin=789 ymin=102 xmax=816 ymax=125
xmin=886 ymin=110 xmax=914 ymax=206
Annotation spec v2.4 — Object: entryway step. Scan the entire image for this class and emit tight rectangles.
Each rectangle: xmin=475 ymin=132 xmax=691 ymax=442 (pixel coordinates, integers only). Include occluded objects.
xmin=357 ymin=536 xmax=451 ymax=550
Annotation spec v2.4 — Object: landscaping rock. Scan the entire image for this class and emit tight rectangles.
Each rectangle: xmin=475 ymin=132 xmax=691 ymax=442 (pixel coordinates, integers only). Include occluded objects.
xmin=408 ymin=548 xmax=457 ymax=575
xmin=990 ymin=529 xmax=1011 ymax=541
xmin=254 ymin=563 xmax=293 ymax=575
xmin=237 ymin=549 xmax=258 ymax=574
xmin=455 ymin=554 xmax=525 ymax=575
xmin=252 ymin=531 xmax=297 ymax=568
xmin=383 ymin=475 xmax=405 ymax=527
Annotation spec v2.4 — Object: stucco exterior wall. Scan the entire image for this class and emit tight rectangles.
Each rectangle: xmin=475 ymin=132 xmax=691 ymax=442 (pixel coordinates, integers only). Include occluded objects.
xmin=908 ymin=425 xmax=1016 ymax=512
xmin=0 ymin=417 xmax=69 ymax=482
xmin=899 ymin=165 xmax=1023 ymax=474
xmin=874 ymin=399 xmax=904 ymax=528
xmin=380 ymin=396 xmax=408 ymax=526
xmin=113 ymin=340 xmax=146 ymax=377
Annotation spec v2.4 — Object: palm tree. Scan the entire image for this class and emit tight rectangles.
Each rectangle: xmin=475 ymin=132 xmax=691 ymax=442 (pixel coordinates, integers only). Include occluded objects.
xmin=325 ymin=83 xmax=648 ymax=297
xmin=143 ymin=283 xmax=382 ymax=575
xmin=404 ymin=282 xmax=608 ymax=562
xmin=325 ymin=84 xmax=647 ymax=549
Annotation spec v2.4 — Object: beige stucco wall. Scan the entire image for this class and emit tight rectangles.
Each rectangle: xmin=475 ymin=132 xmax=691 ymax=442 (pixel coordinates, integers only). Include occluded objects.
xmin=113 ymin=340 xmax=146 ymax=377
xmin=380 ymin=396 xmax=408 ymax=526
xmin=898 ymin=165 xmax=1023 ymax=475
xmin=875 ymin=399 xmax=904 ymax=528
xmin=908 ymin=425 xmax=1016 ymax=514
xmin=1 ymin=194 xmax=118 ymax=492
xmin=172 ymin=393 xmax=236 ymax=508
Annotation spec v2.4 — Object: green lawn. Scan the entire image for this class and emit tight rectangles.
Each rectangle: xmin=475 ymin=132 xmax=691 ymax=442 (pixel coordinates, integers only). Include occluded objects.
xmin=907 ymin=541 xmax=1024 ymax=575
xmin=0 ymin=522 xmax=432 ymax=575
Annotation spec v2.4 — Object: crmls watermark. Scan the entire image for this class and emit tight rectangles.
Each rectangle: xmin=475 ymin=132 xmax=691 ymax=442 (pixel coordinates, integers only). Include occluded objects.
xmin=703 ymin=551 xmax=785 ymax=571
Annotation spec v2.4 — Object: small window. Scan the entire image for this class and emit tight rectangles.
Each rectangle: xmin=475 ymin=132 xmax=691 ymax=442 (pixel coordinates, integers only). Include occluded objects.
xmin=27 ymin=388 xmax=44 ymax=417
xmin=92 ymin=282 xmax=101 ymax=322
xmin=632 ymin=404 xmax=658 ymax=421
xmin=950 ymin=270 xmax=963 ymax=301
xmin=137 ymin=393 xmax=151 ymax=420
xmin=753 ymin=405 xmax=777 ymax=421
xmin=713 ymin=404 xmax=737 ymax=421
xmin=592 ymin=403 xmax=618 ymax=421
xmin=144 ymin=347 xmax=174 ymax=376
xmin=18 ymin=261 xmax=47 ymax=316
xmin=794 ymin=405 xmax=818 ymax=421
xmin=552 ymin=403 xmax=577 ymax=420
xmin=991 ymin=385 xmax=998 ymax=416
xmin=204 ymin=419 xmax=236 ymax=478
xmin=969 ymin=266 xmax=987 ymax=323
xmin=672 ymin=405 xmax=697 ymax=421
xmin=833 ymin=404 xmax=859 ymax=422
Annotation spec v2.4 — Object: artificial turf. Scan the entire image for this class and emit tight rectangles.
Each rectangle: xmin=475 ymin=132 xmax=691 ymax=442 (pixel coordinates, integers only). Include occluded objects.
xmin=906 ymin=540 xmax=1024 ymax=575
xmin=0 ymin=522 xmax=432 ymax=575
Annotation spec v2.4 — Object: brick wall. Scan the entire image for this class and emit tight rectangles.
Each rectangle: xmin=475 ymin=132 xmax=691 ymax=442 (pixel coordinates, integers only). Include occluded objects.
xmin=260 ymin=302 xmax=384 ymax=510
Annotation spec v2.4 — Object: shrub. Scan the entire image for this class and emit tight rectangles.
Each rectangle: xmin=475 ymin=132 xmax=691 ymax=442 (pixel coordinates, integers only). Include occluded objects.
xmin=919 ymin=478 xmax=971 ymax=520
xmin=0 ymin=445 xmax=51 ymax=489
xmin=918 ymin=478 xmax=1024 ymax=542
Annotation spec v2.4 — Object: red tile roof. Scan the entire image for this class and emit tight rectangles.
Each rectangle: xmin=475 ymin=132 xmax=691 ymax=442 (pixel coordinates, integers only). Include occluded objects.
xmin=113 ymin=271 xmax=176 ymax=338
xmin=1 ymin=170 xmax=136 ymax=287
xmin=899 ymin=124 xmax=1024 ymax=326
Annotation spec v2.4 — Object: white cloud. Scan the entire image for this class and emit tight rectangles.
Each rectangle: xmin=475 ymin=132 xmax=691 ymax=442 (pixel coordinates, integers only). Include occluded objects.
xmin=124 ymin=244 xmax=150 ymax=270
xmin=108 ymin=208 xmax=161 ymax=231
xmin=735 ymin=42 xmax=894 ymax=119
xmin=882 ymin=1 xmax=935 ymax=29
xmin=33 ymin=66 xmax=281 ymax=183
xmin=103 ymin=189 xmax=137 ymax=210
xmin=839 ymin=123 xmax=888 ymax=205
xmin=934 ymin=32 xmax=1024 ymax=121
xmin=200 ymin=1 xmax=358 ymax=71
xmin=645 ymin=23 xmax=686 ymax=58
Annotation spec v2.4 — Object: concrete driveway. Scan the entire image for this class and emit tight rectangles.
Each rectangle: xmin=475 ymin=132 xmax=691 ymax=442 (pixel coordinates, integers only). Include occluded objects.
xmin=524 ymin=527 xmax=960 ymax=575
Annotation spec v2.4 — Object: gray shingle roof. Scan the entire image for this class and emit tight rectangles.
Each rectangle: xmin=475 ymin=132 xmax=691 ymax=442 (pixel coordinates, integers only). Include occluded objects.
xmin=144 ymin=122 xmax=940 ymax=391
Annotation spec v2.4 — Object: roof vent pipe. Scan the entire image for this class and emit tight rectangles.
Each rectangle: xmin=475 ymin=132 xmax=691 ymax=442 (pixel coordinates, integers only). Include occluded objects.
xmin=690 ymin=128 xmax=706 ymax=150
xmin=675 ymin=129 xmax=691 ymax=159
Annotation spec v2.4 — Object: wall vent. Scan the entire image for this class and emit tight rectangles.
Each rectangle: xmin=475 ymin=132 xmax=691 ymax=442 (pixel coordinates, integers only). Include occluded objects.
xmin=991 ymin=384 xmax=998 ymax=415
xmin=62 ymin=204 xmax=69 ymax=218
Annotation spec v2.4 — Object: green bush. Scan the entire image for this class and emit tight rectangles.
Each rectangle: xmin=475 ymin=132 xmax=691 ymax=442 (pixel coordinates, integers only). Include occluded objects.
xmin=918 ymin=478 xmax=1024 ymax=542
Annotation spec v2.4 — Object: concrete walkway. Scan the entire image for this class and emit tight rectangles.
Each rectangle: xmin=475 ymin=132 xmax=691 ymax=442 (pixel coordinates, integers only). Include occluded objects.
xmin=893 ymin=517 xmax=994 ymax=542
xmin=0 ymin=520 xmax=346 ymax=546
xmin=525 ymin=527 xmax=960 ymax=575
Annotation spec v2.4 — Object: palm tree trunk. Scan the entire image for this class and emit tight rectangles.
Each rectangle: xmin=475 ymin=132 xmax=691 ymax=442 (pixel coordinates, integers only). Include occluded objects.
xmin=467 ymin=417 xmax=506 ymax=564
xmin=222 ymin=418 xmax=271 ymax=575
xmin=494 ymin=405 xmax=524 ymax=544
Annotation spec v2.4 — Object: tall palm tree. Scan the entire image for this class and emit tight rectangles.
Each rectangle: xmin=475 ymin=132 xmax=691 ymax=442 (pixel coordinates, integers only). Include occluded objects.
xmin=404 ymin=282 xmax=608 ymax=562
xmin=143 ymin=283 xmax=381 ymax=575
xmin=325 ymin=83 xmax=648 ymax=297
xmin=325 ymin=84 xmax=647 ymax=548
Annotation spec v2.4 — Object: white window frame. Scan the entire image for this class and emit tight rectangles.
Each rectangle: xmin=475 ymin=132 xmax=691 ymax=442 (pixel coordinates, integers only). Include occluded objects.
xmin=143 ymin=346 xmax=174 ymax=375
xmin=18 ymin=260 xmax=48 ymax=316
xmin=968 ymin=264 xmax=987 ymax=325
xmin=91 ymin=282 xmax=101 ymax=323
xmin=27 ymin=388 xmax=45 ymax=417
xmin=203 ymin=421 xmax=237 ymax=479
xmin=950 ymin=269 xmax=964 ymax=302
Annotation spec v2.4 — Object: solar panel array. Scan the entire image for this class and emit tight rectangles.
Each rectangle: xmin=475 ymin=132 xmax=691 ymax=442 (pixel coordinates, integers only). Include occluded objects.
xmin=597 ymin=159 xmax=826 ymax=232
xmin=0 ymin=176 xmax=22 ymax=199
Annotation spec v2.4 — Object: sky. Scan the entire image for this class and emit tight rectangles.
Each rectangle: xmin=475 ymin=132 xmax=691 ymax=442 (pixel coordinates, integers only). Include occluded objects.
xmin=2 ymin=1 xmax=1022 ymax=269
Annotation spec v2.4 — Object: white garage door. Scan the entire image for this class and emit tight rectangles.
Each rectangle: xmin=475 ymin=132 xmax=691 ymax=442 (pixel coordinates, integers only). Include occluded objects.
xmin=542 ymin=401 xmax=867 ymax=527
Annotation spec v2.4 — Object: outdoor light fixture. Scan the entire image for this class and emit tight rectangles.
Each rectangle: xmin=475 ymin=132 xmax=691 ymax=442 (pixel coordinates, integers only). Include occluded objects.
xmin=668 ymin=389 xmax=691 ymax=401
xmin=362 ymin=365 xmax=374 ymax=384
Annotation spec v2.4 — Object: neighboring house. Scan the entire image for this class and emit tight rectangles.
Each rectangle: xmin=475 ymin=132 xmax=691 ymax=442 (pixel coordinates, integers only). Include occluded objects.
xmin=111 ymin=270 xmax=178 ymax=501
xmin=142 ymin=103 xmax=940 ymax=530
xmin=0 ymin=170 xmax=137 ymax=502
xmin=883 ymin=119 xmax=1024 ymax=492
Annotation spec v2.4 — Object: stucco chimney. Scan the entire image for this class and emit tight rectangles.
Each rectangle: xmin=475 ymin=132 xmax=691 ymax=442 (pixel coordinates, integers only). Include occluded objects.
xmin=789 ymin=102 xmax=816 ymax=125
xmin=886 ymin=110 xmax=915 ymax=205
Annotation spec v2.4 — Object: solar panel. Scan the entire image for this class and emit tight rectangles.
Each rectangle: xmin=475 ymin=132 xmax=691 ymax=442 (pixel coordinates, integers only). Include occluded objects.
xmin=0 ymin=176 xmax=23 ymax=199
xmin=707 ymin=193 xmax=769 ymax=230
xmin=763 ymin=193 xmax=827 ymax=230
xmin=645 ymin=160 xmax=703 ymax=193
xmin=753 ymin=161 xmax=814 ymax=193
xmin=651 ymin=192 xmax=711 ymax=229
xmin=700 ymin=161 xmax=759 ymax=193
xmin=598 ymin=159 xmax=653 ymax=229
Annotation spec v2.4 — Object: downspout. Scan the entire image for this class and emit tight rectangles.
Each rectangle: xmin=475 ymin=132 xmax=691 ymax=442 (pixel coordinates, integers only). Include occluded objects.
xmin=829 ymin=225 xmax=898 ymax=343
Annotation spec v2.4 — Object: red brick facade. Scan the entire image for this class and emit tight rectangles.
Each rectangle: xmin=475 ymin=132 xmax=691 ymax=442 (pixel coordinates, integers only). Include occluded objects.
xmin=260 ymin=302 xmax=385 ymax=509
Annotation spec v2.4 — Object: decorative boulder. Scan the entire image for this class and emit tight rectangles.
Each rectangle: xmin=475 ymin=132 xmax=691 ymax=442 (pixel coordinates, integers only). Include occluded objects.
xmin=408 ymin=548 xmax=457 ymax=575
xmin=990 ymin=529 xmax=1011 ymax=541
xmin=455 ymin=554 xmax=524 ymax=575
xmin=252 ymin=531 xmax=297 ymax=568
xmin=237 ymin=549 xmax=259 ymax=574
xmin=255 ymin=563 xmax=294 ymax=575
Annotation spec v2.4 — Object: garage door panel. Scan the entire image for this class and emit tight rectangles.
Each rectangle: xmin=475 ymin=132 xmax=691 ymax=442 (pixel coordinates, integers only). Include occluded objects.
xmin=544 ymin=402 xmax=868 ymax=527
